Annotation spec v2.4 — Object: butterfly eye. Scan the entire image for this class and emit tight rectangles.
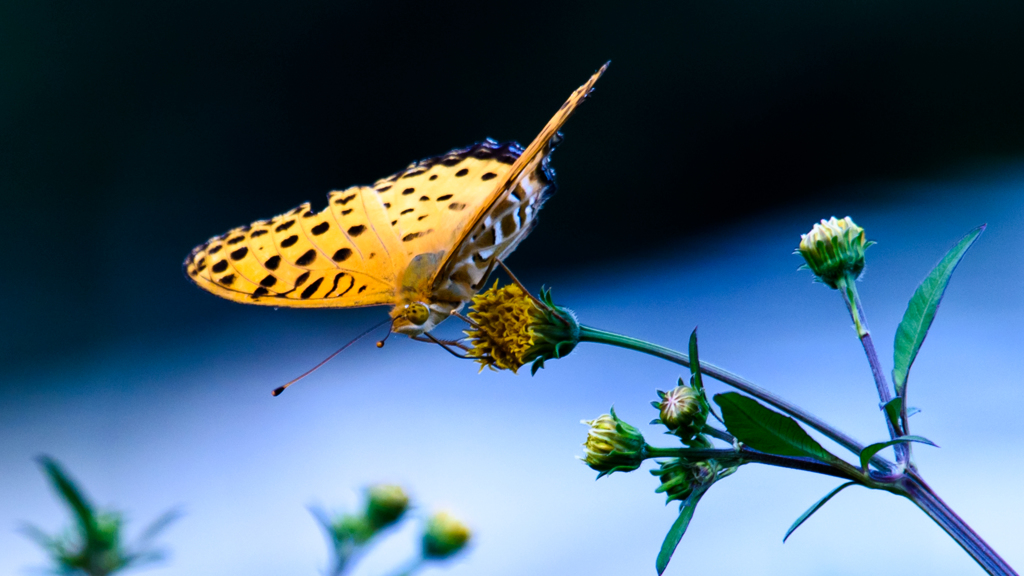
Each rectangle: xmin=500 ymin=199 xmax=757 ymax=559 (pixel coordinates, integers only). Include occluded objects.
xmin=404 ymin=303 xmax=430 ymax=325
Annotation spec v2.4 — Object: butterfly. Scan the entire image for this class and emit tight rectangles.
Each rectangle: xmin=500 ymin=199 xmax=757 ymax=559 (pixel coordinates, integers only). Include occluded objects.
xmin=183 ymin=63 xmax=607 ymax=338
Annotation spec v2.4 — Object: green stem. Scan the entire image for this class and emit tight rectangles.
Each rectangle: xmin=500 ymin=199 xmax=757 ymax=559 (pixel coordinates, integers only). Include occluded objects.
xmin=644 ymin=446 xmax=862 ymax=482
xmin=900 ymin=472 xmax=1017 ymax=576
xmin=578 ymin=325 xmax=895 ymax=473
xmin=835 ymin=275 xmax=907 ymax=464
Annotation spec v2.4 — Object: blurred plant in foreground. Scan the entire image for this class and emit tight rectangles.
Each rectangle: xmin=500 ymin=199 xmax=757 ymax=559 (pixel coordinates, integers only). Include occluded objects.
xmin=20 ymin=456 xmax=179 ymax=576
xmin=458 ymin=219 xmax=1015 ymax=576
xmin=310 ymin=484 xmax=470 ymax=576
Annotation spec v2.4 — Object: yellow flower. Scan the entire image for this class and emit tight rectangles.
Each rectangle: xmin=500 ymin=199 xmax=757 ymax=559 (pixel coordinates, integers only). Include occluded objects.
xmin=464 ymin=282 xmax=579 ymax=374
xmin=798 ymin=216 xmax=874 ymax=289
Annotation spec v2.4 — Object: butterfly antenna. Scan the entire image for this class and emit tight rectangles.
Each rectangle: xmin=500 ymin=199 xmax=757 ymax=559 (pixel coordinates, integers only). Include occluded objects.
xmin=272 ymin=318 xmax=392 ymax=397
xmin=376 ymin=317 xmax=399 ymax=348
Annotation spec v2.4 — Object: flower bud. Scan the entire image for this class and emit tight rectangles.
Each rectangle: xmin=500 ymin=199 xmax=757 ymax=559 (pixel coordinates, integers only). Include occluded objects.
xmin=798 ymin=216 xmax=873 ymax=289
xmin=656 ymin=384 xmax=707 ymax=440
xmin=651 ymin=459 xmax=717 ymax=506
xmin=364 ymin=484 xmax=409 ymax=530
xmin=465 ymin=282 xmax=579 ymax=374
xmin=580 ymin=408 xmax=646 ymax=478
xmin=422 ymin=511 xmax=471 ymax=560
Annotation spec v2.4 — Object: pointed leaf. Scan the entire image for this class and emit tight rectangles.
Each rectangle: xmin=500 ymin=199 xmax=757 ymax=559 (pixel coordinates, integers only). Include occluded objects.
xmin=688 ymin=328 xmax=704 ymax=395
xmin=859 ymin=435 xmax=938 ymax=471
xmin=37 ymin=456 xmax=99 ymax=542
xmin=893 ymin=225 xmax=984 ymax=396
xmin=714 ymin=393 xmax=837 ymax=464
xmin=656 ymin=486 xmax=708 ymax=575
xmin=883 ymin=398 xmax=903 ymax=434
xmin=783 ymin=482 xmax=856 ymax=542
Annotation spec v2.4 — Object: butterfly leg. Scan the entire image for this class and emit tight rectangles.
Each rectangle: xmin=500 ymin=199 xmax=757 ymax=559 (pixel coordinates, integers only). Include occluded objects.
xmin=413 ymin=333 xmax=474 ymax=358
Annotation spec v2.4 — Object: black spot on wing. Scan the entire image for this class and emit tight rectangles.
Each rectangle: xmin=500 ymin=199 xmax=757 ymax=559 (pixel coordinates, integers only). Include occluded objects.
xmin=311 ymin=222 xmax=329 ymax=235
xmin=281 ymin=235 xmax=298 ymax=248
xmin=294 ymin=271 xmax=310 ymax=287
xmin=230 ymin=247 xmax=248 ymax=261
xmin=276 ymin=220 xmax=295 ymax=232
xmin=402 ymin=229 xmax=434 ymax=242
xmin=449 ymin=202 xmax=467 ymax=211
xmin=253 ymin=286 xmax=269 ymax=297
xmin=300 ymin=277 xmax=324 ymax=299
xmin=402 ymin=187 xmax=415 ymax=195
xmin=437 ymin=194 xmax=453 ymax=201
xmin=208 ymin=245 xmax=222 ymax=255
xmin=228 ymin=235 xmax=245 ymax=245
xmin=332 ymin=248 xmax=352 ymax=262
xmin=212 ymin=260 xmax=228 ymax=273
xmin=295 ymin=249 xmax=316 ymax=266
xmin=455 ymin=168 xmax=469 ymax=177
xmin=265 ymin=255 xmax=281 ymax=270
xmin=481 ymin=172 xmax=497 ymax=181
xmin=347 ymin=225 xmax=366 ymax=236
xmin=218 ymin=274 xmax=235 ymax=286
xmin=251 ymin=229 xmax=268 ymax=238
xmin=260 ymin=275 xmax=277 ymax=287
xmin=335 ymin=194 xmax=357 ymax=205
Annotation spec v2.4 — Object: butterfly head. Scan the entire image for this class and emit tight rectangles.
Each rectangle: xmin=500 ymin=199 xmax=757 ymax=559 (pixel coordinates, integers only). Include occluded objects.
xmin=390 ymin=300 xmax=460 ymax=336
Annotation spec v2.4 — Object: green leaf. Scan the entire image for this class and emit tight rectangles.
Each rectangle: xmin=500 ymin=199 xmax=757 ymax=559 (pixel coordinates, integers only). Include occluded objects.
xmin=37 ymin=456 xmax=100 ymax=543
xmin=688 ymin=328 xmax=704 ymax=396
xmin=783 ymin=482 xmax=856 ymax=542
xmin=859 ymin=435 xmax=938 ymax=471
xmin=883 ymin=398 xmax=903 ymax=434
xmin=893 ymin=225 xmax=985 ymax=396
xmin=136 ymin=509 xmax=181 ymax=544
xmin=714 ymin=393 xmax=837 ymax=464
xmin=656 ymin=486 xmax=708 ymax=575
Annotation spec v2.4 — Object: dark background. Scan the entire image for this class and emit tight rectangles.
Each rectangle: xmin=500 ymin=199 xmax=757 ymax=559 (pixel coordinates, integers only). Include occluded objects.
xmin=4 ymin=0 xmax=1024 ymax=372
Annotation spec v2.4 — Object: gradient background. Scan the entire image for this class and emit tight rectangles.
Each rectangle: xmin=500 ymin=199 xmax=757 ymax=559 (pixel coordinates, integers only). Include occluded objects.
xmin=2 ymin=2 xmax=1023 ymax=575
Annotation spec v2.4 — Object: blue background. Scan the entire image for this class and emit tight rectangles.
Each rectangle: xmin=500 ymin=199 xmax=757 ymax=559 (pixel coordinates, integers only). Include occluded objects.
xmin=3 ymin=2 xmax=1024 ymax=574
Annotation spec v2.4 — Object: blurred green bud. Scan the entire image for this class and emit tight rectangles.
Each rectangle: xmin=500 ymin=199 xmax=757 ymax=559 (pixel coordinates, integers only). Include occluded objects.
xmin=798 ymin=216 xmax=874 ymax=289
xmin=580 ymin=408 xmax=646 ymax=478
xmin=331 ymin=513 xmax=374 ymax=544
xmin=422 ymin=511 xmax=471 ymax=560
xmin=651 ymin=459 xmax=717 ymax=506
xmin=365 ymin=484 xmax=409 ymax=530
xmin=657 ymin=383 xmax=707 ymax=440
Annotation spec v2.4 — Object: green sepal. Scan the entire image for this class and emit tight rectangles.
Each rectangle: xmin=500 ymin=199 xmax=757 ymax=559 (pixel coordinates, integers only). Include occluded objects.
xmin=651 ymin=400 xmax=662 ymax=408
xmin=893 ymin=225 xmax=985 ymax=396
xmin=530 ymin=358 xmax=545 ymax=376
xmin=656 ymin=485 xmax=710 ymax=575
xmin=650 ymin=419 xmax=663 ymax=425
xmin=883 ymin=398 xmax=904 ymax=435
xmin=783 ymin=482 xmax=857 ymax=542
xmin=859 ymin=435 xmax=938 ymax=471
xmin=714 ymin=393 xmax=837 ymax=464
xmin=657 ymin=390 xmax=667 ymax=399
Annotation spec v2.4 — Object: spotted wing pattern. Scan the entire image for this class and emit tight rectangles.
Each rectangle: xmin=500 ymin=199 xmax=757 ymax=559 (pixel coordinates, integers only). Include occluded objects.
xmin=183 ymin=143 xmax=530 ymax=308
xmin=183 ymin=188 xmax=398 ymax=308
xmin=432 ymin=62 xmax=609 ymax=300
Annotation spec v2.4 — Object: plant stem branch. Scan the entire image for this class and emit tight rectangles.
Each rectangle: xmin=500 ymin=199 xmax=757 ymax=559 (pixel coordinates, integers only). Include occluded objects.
xmin=578 ymin=325 xmax=895 ymax=473
xmin=900 ymin=472 xmax=1017 ymax=576
xmin=644 ymin=446 xmax=859 ymax=481
xmin=836 ymin=275 xmax=907 ymax=463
